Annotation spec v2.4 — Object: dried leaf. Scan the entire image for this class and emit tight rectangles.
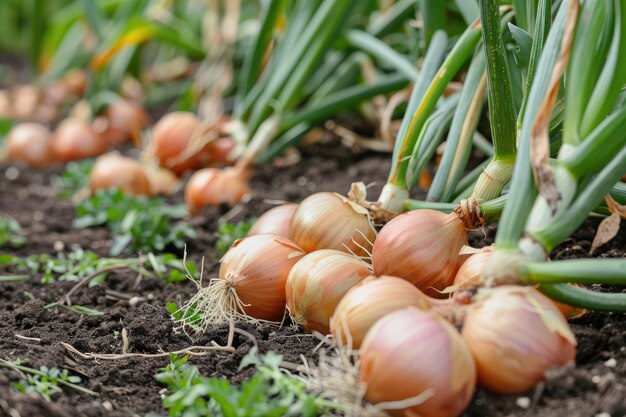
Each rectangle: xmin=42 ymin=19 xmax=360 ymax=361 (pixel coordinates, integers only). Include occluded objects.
xmin=590 ymin=195 xmax=626 ymax=254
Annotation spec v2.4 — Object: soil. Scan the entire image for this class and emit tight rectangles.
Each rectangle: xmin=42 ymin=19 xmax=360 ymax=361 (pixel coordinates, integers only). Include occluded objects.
xmin=0 ymin=144 xmax=625 ymax=417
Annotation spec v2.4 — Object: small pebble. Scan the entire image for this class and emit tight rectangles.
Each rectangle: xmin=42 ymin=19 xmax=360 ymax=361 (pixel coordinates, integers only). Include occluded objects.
xmin=515 ymin=397 xmax=530 ymax=409
xmin=595 ymin=413 xmax=611 ymax=417
xmin=102 ymin=401 xmax=113 ymax=411
xmin=128 ymin=296 xmax=142 ymax=307
xmin=5 ymin=166 xmax=19 ymax=181
xmin=592 ymin=375 xmax=602 ymax=384
xmin=604 ymin=358 xmax=617 ymax=368
xmin=53 ymin=241 xmax=65 ymax=252
xmin=33 ymin=211 xmax=44 ymax=222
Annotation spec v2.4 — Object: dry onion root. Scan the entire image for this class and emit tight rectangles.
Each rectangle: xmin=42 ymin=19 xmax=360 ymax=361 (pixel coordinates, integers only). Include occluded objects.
xmin=330 ymin=275 xmax=434 ymax=349
xmin=5 ymin=123 xmax=55 ymax=168
xmin=289 ymin=192 xmax=377 ymax=258
xmin=180 ymin=234 xmax=304 ymax=329
xmin=89 ymin=154 xmax=151 ymax=196
xmin=248 ymin=203 xmax=298 ymax=237
xmin=462 ymin=286 xmax=577 ymax=394
xmin=360 ymin=308 xmax=476 ymax=417
xmin=285 ymin=249 xmax=371 ymax=333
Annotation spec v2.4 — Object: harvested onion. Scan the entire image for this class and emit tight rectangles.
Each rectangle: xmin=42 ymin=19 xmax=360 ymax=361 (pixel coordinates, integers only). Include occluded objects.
xmin=52 ymin=118 xmax=108 ymax=161
xmin=151 ymin=111 xmax=203 ymax=174
xmin=185 ymin=167 xmax=250 ymax=215
xmin=249 ymin=204 xmax=298 ymax=237
xmin=330 ymin=275 xmax=434 ymax=348
xmin=143 ymin=164 xmax=179 ymax=196
xmin=184 ymin=235 xmax=304 ymax=325
xmin=451 ymin=246 xmax=493 ymax=291
xmin=289 ymin=192 xmax=376 ymax=257
xmin=462 ymin=286 xmax=576 ymax=394
xmin=360 ymin=308 xmax=476 ymax=417
xmin=89 ymin=154 xmax=151 ymax=196
xmin=285 ymin=250 xmax=370 ymax=333
xmin=101 ymin=99 xmax=149 ymax=144
xmin=5 ymin=123 xmax=54 ymax=168
xmin=372 ymin=209 xmax=469 ymax=298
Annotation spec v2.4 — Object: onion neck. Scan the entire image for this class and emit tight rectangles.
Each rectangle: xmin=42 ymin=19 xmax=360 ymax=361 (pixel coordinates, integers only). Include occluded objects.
xmin=453 ymin=198 xmax=484 ymax=231
xmin=470 ymin=157 xmax=514 ymax=201
xmin=377 ymin=183 xmax=409 ymax=214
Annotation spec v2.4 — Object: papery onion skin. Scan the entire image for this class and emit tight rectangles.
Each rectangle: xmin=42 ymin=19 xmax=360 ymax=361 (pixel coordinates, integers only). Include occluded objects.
xmin=289 ymin=192 xmax=376 ymax=257
xmin=185 ymin=167 xmax=250 ymax=215
xmin=452 ymin=248 xmax=493 ymax=291
xmin=372 ymin=210 xmax=467 ymax=298
xmin=90 ymin=154 xmax=151 ymax=196
xmin=102 ymin=100 xmax=149 ymax=144
xmin=219 ymin=234 xmax=305 ymax=321
xmin=462 ymin=286 xmax=577 ymax=394
xmin=152 ymin=111 xmax=202 ymax=175
xmin=360 ymin=308 xmax=476 ymax=417
xmin=6 ymin=123 xmax=54 ymax=168
xmin=52 ymin=118 xmax=108 ymax=161
xmin=330 ymin=275 xmax=433 ymax=349
xmin=143 ymin=164 xmax=179 ymax=196
xmin=285 ymin=249 xmax=370 ymax=333
xmin=249 ymin=204 xmax=298 ymax=237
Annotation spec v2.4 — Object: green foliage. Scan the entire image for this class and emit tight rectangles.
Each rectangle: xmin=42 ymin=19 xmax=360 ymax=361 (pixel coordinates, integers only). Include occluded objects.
xmin=0 ymin=216 xmax=26 ymax=247
xmin=215 ymin=218 xmax=256 ymax=258
xmin=166 ymin=301 xmax=202 ymax=327
xmin=155 ymin=349 xmax=330 ymax=417
xmin=51 ymin=159 xmax=94 ymax=199
xmin=74 ymin=189 xmax=196 ymax=256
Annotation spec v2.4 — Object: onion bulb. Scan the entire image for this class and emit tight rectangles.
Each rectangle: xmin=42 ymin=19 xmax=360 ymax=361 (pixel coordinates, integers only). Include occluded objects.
xmin=185 ymin=167 xmax=250 ymax=215
xmin=360 ymin=308 xmax=476 ymax=417
xmin=249 ymin=204 xmax=298 ymax=237
xmin=184 ymin=235 xmax=304 ymax=325
xmin=462 ymin=286 xmax=576 ymax=394
xmin=5 ymin=123 xmax=54 ymax=168
xmin=330 ymin=276 xmax=434 ymax=349
xmin=372 ymin=209 xmax=468 ymax=298
xmin=12 ymin=85 xmax=40 ymax=121
xmin=289 ymin=192 xmax=376 ymax=257
xmin=101 ymin=99 xmax=149 ymax=144
xmin=285 ymin=250 xmax=370 ymax=333
xmin=52 ymin=118 xmax=108 ymax=161
xmin=89 ymin=154 xmax=151 ymax=196
xmin=143 ymin=164 xmax=179 ymax=196
xmin=151 ymin=111 xmax=203 ymax=175
xmin=451 ymin=247 xmax=493 ymax=292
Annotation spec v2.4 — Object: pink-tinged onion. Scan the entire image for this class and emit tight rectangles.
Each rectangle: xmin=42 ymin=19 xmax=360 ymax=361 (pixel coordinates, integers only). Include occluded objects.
xmin=249 ymin=204 xmax=298 ymax=237
xmin=462 ymin=286 xmax=576 ymax=394
xmin=452 ymin=247 xmax=493 ymax=291
xmin=372 ymin=209 xmax=467 ymax=298
xmin=185 ymin=167 xmax=250 ymax=215
xmin=143 ymin=164 xmax=179 ymax=196
xmin=12 ymin=85 xmax=40 ymax=121
xmin=52 ymin=118 xmax=108 ymax=161
xmin=216 ymin=234 xmax=305 ymax=321
xmin=289 ymin=192 xmax=376 ymax=257
xmin=101 ymin=99 xmax=149 ymax=144
xmin=330 ymin=276 xmax=434 ymax=349
xmin=89 ymin=154 xmax=151 ymax=196
xmin=286 ymin=250 xmax=370 ymax=333
xmin=360 ymin=308 xmax=476 ymax=417
xmin=151 ymin=111 xmax=203 ymax=175
xmin=6 ymin=123 xmax=54 ymax=168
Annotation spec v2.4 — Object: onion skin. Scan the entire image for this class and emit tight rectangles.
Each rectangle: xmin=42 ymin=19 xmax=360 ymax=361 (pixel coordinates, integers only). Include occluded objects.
xmin=102 ymin=100 xmax=149 ymax=144
xmin=249 ymin=204 xmax=298 ymax=237
xmin=152 ymin=111 xmax=203 ymax=175
xmin=52 ymin=118 xmax=108 ymax=161
xmin=462 ymin=286 xmax=577 ymax=394
xmin=372 ymin=210 xmax=467 ymax=298
xmin=285 ymin=250 xmax=370 ymax=333
xmin=6 ymin=123 xmax=54 ymax=168
xmin=143 ymin=164 xmax=179 ymax=196
xmin=185 ymin=167 xmax=250 ymax=215
xmin=360 ymin=308 xmax=476 ymax=417
xmin=452 ymin=247 xmax=493 ymax=291
xmin=330 ymin=275 xmax=434 ymax=349
xmin=289 ymin=192 xmax=376 ymax=257
xmin=219 ymin=234 xmax=305 ymax=321
xmin=89 ymin=154 xmax=151 ymax=196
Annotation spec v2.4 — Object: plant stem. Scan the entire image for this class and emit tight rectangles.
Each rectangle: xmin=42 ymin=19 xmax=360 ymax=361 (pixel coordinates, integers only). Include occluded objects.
xmin=539 ymin=284 xmax=626 ymax=312
xmin=420 ymin=0 xmax=447 ymax=46
xmin=519 ymin=259 xmax=626 ymax=285
xmin=404 ymin=195 xmax=505 ymax=221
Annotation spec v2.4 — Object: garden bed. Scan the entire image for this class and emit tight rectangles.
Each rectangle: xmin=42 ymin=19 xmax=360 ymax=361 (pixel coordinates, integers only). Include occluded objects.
xmin=0 ymin=146 xmax=625 ymax=417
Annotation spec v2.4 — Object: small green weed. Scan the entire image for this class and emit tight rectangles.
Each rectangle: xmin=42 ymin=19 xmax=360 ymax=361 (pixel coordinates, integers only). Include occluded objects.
xmin=0 ymin=215 xmax=26 ymax=247
xmin=215 ymin=218 xmax=256 ymax=258
xmin=51 ymin=159 xmax=94 ymax=199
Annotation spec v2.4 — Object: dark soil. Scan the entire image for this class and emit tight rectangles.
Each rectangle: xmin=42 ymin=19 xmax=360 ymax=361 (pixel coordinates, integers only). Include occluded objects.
xmin=0 ymin=146 xmax=625 ymax=417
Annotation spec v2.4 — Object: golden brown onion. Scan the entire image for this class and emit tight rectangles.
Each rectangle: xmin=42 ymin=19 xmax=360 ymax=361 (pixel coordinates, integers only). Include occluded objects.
xmin=151 ymin=111 xmax=203 ymax=175
xmin=289 ymin=192 xmax=376 ymax=257
xmin=52 ymin=118 xmax=108 ymax=161
xmin=249 ymin=204 xmax=298 ymax=237
xmin=143 ymin=164 xmax=179 ymax=196
xmin=452 ymin=247 xmax=493 ymax=291
xmin=462 ymin=286 xmax=577 ymax=394
xmin=6 ymin=123 xmax=54 ymax=168
xmin=285 ymin=250 xmax=370 ymax=333
xmin=360 ymin=307 xmax=476 ymax=417
xmin=185 ymin=167 xmax=250 ymax=215
xmin=89 ymin=154 xmax=151 ymax=196
xmin=330 ymin=275 xmax=434 ymax=349
xmin=102 ymin=99 xmax=149 ymax=144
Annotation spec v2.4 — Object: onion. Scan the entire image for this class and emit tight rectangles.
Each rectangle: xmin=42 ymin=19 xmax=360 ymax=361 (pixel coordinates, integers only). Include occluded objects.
xmin=12 ymin=85 xmax=40 ymax=121
xmin=285 ymin=250 xmax=370 ymax=333
xmin=89 ymin=154 xmax=151 ymax=196
xmin=462 ymin=286 xmax=577 ymax=394
xmin=289 ymin=192 xmax=376 ymax=257
xmin=184 ymin=235 xmax=305 ymax=325
xmin=249 ymin=204 xmax=298 ymax=237
xmin=143 ymin=164 xmax=179 ymax=196
xmin=52 ymin=118 xmax=108 ymax=161
xmin=151 ymin=111 xmax=203 ymax=174
xmin=451 ymin=247 xmax=493 ymax=291
xmin=202 ymin=137 xmax=236 ymax=166
xmin=101 ymin=100 xmax=149 ymax=144
xmin=5 ymin=123 xmax=54 ymax=168
xmin=372 ymin=209 xmax=469 ymax=298
xmin=185 ymin=167 xmax=250 ymax=215
xmin=360 ymin=308 xmax=476 ymax=417
xmin=330 ymin=275 xmax=434 ymax=349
